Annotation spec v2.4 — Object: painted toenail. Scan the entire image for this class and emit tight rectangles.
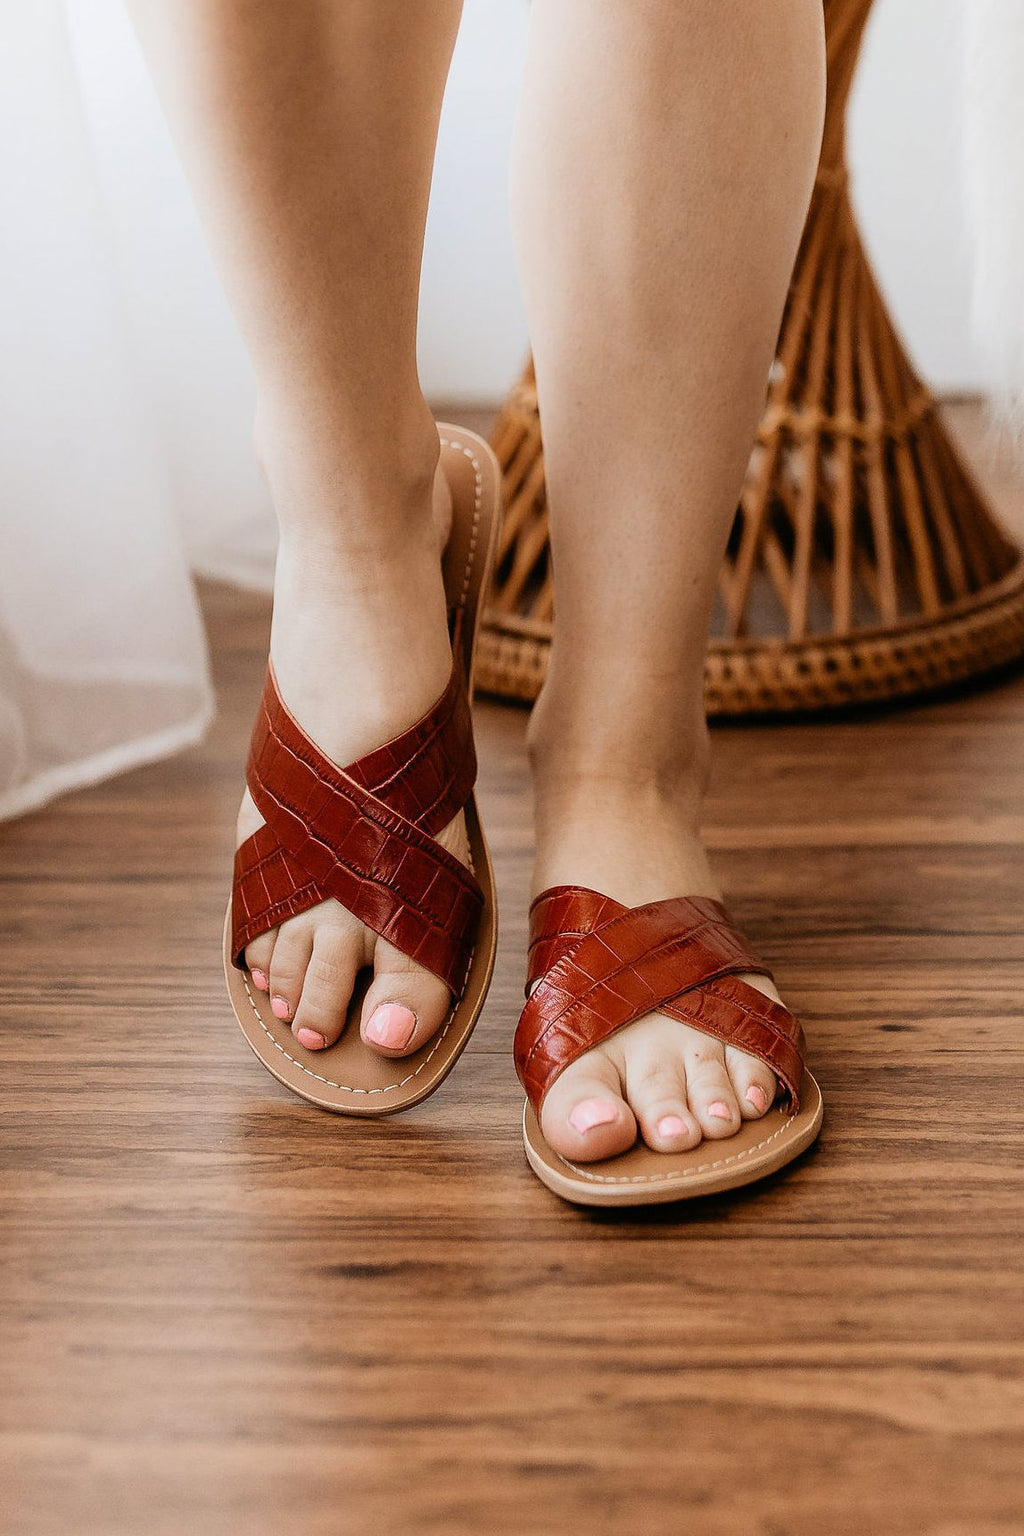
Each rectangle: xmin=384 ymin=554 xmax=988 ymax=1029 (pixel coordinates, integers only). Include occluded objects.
xmin=271 ymin=995 xmax=291 ymax=1021
xmin=707 ymin=1100 xmax=732 ymax=1120
xmin=365 ymin=1003 xmax=417 ymax=1050
xmin=745 ymin=1085 xmax=768 ymax=1113
xmin=569 ymin=1098 xmax=619 ymax=1134
xmin=250 ymin=969 xmax=268 ymax=991
xmin=296 ymin=1027 xmax=326 ymax=1050
xmin=657 ymin=1115 xmax=689 ymax=1138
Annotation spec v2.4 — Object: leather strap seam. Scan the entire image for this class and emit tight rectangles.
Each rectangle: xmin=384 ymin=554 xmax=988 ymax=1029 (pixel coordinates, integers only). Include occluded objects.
xmin=233 ymin=888 xmax=321 ymax=949
xmin=250 ymin=706 xmax=478 ymax=891
xmin=439 ymin=434 xmax=483 ymax=612
xmin=525 ymin=964 xmax=802 ymax=1082
xmin=526 ymin=902 xmax=799 ymax=1046
xmin=260 ymin=661 xmax=465 ymax=813
xmin=521 ymin=915 xmax=733 ymax=1076
xmin=248 ymin=754 xmax=480 ymax=914
xmin=663 ymin=975 xmax=803 ymax=1050
xmin=527 ymin=937 xmax=775 ymax=996
xmin=339 ymin=693 xmax=470 ymax=827
xmin=237 ymin=813 xmax=479 ymax=917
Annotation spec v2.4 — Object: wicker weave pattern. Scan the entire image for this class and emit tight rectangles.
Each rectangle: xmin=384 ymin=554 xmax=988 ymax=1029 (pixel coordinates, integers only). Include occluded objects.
xmin=477 ymin=0 xmax=1024 ymax=715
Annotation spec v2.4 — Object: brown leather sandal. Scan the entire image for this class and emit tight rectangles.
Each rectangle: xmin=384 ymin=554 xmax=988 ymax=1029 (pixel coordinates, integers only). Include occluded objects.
xmin=514 ymin=886 xmax=824 ymax=1205
xmin=222 ymin=424 xmax=501 ymax=1114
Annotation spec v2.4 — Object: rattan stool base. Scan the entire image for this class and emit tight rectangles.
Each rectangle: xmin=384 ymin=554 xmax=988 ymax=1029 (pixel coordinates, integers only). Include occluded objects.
xmin=478 ymin=560 xmax=1024 ymax=715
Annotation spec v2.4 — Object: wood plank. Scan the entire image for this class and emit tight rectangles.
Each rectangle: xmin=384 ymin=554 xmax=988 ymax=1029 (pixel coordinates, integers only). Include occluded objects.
xmin=1 ymin=403 xmax=1023 ymax=1536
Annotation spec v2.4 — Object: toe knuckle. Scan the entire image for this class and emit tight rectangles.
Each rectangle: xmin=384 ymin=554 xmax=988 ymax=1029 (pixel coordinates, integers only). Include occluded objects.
xmin=294 ymin=991 xmax=342 ymax=1032
xmin=319 ymin=911 xmax=358 ymax=944
xmin=686 ymin=1060 xmax=722 ymax=1090
xmin=306 ymin=952 xmax=350 ymax=989
xmin=634 ymin=1058 xmax=680 ymax=1095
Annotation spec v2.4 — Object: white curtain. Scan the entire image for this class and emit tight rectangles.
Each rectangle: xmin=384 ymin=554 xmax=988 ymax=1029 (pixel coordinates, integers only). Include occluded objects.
xmin=1 ymin=0 xmax=528 ymax=823
xmin=2 ymin=0 xmax=1022 ymax=824
xmin=0 ymin=3 xmax=277 ymax=821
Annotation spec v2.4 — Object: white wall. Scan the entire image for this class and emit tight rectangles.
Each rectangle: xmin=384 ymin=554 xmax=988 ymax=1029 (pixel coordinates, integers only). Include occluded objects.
xmin=849 ymin=0 xmax=979 ymax=393
xmin=72 ymin=0 xmax=980 ymax=406
xmin=419 ymin=2 xmax=531 ymax=400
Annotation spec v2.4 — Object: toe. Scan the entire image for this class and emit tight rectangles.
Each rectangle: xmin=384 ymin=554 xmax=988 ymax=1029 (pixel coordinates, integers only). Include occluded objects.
xmin=623 ymin=1039 xmax=702 ymax=1152
xmin=725 ymin=1045 xmax=778 ymax=1120
xmin=267 ymin=922 xmax=315 ymax=1029
xmin=683 ymin=1039 xmax=743 ymax=1139
xmin=244 ymin=930 xmax=276 ymax=992
xmin=291 ymin=923 xmax=363 ymax=1049
xmin=539 ymin=1052 xmax=637 ymax=1163
xmin=359 ymin=937 xmax=454 ymax=1057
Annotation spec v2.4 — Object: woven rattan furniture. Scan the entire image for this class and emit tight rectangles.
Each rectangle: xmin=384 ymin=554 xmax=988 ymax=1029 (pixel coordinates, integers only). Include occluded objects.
xmin=477 ymin=0 xmax=1024 ymax=714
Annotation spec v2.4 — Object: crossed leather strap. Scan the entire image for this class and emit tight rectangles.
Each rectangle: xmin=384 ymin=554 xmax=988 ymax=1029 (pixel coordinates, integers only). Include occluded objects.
xmin=231 ymin=659 xmax=483 ymax=998
xmin=232 ymin=663 xmax=804 ymax=1102
xmin=514 ymin=886 xmax=806 ymax=1115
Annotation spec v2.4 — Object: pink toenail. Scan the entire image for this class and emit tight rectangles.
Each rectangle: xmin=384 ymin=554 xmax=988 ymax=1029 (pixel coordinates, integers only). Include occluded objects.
xmin=569 ymin=1098 xmax=618 ymax=1134
xmin=250 ymin=969 xmax=268 ymax=991
xmin=657 ymin=1115 xmax=689 ymax=1139
xmin=745 ymin=1085 xmax=768 ymax=1113
xmin=707 ymin=1100 xmax=732 ymax=1120
xmin=271 ymin=995 xmax=291 ymax=1021
xmin=365 ymin=1003 xmax=417 ymax=1050
xmin=296 ymin=1027 xmax=326 ymax=1050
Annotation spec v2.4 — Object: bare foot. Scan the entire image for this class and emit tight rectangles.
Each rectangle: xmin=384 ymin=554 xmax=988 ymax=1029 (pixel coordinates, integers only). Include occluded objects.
xmin=238 ymin=448 xmax=471 ymax=1059
xmin=529 ymin=741 xmax=783 ymax=1163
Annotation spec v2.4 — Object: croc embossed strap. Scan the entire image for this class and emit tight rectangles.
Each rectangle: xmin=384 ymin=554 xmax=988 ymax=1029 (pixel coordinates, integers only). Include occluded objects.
xmin=514 ymin=885 xmax=805 ymax=1114
xmin=230 ymin=658 xmax=484 ymax=997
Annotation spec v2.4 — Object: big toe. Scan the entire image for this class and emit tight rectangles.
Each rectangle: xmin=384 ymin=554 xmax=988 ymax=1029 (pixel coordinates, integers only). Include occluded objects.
xmin=539 ymin=1054 xmax=637 ymax=1163
xmin=360 ymin=938 xmax=454 ymax=1058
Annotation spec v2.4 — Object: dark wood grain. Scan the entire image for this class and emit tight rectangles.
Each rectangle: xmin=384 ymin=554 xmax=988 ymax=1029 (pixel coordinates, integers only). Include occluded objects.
xmin=1 ymin=405 xmax=1023 ymax=1536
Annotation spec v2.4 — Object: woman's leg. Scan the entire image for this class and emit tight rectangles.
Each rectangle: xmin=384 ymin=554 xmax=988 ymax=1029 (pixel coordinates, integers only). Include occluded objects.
xmin=510 ymin=0 xmax=826 ymax=1158
xmin=127 ymin=1 xmax=467 ymax=1054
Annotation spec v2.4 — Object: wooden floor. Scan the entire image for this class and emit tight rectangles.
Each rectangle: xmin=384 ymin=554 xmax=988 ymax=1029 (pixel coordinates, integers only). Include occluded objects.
xmin=3 ymin=404 xmax=1024 ymax=1535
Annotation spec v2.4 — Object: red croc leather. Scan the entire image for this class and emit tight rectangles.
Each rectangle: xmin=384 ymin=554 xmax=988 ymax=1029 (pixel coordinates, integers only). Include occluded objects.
xmin=515 ymin=885 xmax=823 ymax=1206
xmin=231 ymin=655 xmax=483 ymax=998
xmin=222 ymin=424 xmax=501 ymax=1115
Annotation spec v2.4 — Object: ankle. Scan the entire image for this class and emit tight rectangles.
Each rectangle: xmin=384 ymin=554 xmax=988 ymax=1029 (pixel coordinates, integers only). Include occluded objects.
xmin=527 ymin=683 xmax=712 ymax=812
xmin=528 ymin=756 xmax=721 ymax=907
xmin=527 ymin=694 xmax=717 ymax=905
xmin=267 ymin=510 xmax=455 ymax=764
xmin=253 ymin=392 xmax=442 ymax=555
